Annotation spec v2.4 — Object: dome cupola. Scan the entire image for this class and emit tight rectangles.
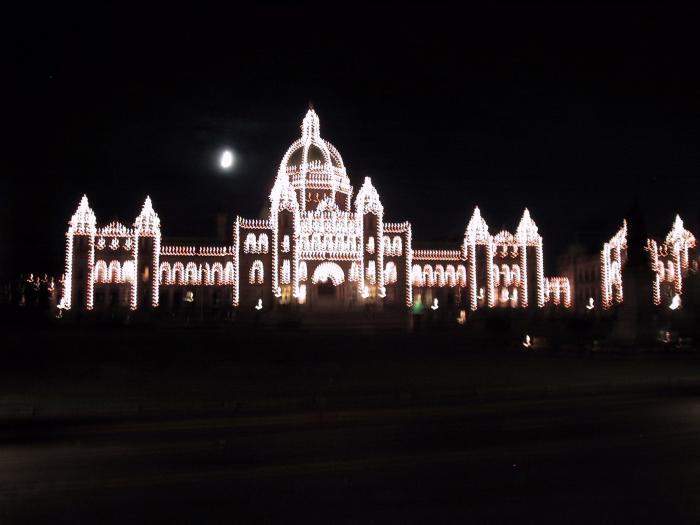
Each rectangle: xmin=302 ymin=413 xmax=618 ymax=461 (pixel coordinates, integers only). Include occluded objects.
xmin=271 ymin=106 xmax=352 ymax=211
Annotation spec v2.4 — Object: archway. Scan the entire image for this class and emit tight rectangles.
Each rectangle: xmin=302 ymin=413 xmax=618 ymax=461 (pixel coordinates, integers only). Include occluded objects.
xmin=310 ymin=262 xmax=346 ymax=308
xmin=311 ymin=262 xmax=345 ymax=286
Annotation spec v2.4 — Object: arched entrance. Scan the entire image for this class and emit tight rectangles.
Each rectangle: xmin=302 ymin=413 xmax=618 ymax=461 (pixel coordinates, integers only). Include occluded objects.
xmin=310 ymin=261 xmax=346 ymax=309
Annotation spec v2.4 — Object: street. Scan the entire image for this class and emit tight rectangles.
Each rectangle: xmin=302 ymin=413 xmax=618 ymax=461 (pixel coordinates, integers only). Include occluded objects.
xmin=3 ymin=391 xmax=700 ymax=523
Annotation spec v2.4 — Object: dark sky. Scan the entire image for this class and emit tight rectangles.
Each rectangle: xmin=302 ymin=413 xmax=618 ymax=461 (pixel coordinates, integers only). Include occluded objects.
xmin=6 ymin=4 xmax=700 ymax=278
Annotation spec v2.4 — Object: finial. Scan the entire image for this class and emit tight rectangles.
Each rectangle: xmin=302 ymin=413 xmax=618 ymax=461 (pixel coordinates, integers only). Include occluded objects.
xmin=674 ymin=214 xmax=684 ymax=229
xmin=135 ymin=195 xmax=160 ymax=231
xmin=301 ymin=105 xmax=321 ymax=140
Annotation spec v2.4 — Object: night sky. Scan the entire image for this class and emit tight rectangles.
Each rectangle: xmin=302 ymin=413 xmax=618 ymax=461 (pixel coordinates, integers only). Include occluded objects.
xmin=6 ymin=5 xmax=700 ymax=279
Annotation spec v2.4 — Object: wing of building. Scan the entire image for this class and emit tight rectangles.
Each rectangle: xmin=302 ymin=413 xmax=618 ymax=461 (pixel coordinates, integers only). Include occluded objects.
xmin=58 ymin=108 xmax=586 ymax=315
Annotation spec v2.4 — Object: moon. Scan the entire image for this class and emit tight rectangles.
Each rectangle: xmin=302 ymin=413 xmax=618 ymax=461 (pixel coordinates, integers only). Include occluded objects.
xmin=219 ymin=150 xmax=234 ymax=169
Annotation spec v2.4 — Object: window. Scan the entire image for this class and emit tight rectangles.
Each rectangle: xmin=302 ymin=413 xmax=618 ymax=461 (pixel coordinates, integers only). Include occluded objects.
xmin=249 ymin=260 xmax=264 ymax=284
xmin=392 ymin=236 xmax=402 ymax=255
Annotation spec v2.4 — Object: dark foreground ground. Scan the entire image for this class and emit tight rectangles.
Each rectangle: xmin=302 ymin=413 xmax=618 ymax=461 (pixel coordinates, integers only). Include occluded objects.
xmin=3 ymin=324 xmax=700 ymax=523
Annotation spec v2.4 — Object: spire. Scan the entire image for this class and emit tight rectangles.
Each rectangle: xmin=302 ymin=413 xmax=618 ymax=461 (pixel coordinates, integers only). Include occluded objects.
xmin=301 ymin=106 xmax=321 ymax=141
xmin=466 ymin=206 xmax=489 ymax=242
xmin=69 ymin=194 xmax=96 ymax=232
xmin=135 ymin=195 xmax=160 ymax=233
xmin=470 ymin=206 xmax=482 ymax=222
xmin=673 ymin=214 xmax=684 ymax=231
xmin=142 ymin=196 xmax=153 ymax=213
xmin=355 ymin=176 xmax=383 ymax=215
xmin=517 ymin=207 xmax=533 ymax=231
xmin=517 ymin=208 xmax=539 ymax=242
xmin=666 ymin=214 xmax=695 ymax=247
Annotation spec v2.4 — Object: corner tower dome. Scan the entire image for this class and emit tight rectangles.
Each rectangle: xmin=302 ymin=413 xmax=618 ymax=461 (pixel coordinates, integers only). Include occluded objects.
xmin=272 ymin=106 xmax=352 ymax=211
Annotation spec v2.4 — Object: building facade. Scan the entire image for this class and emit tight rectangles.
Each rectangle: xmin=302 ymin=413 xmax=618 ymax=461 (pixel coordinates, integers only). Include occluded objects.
xmin=557 ymin=251 xmax=601 ymax=313
xmin=597 ymin=217 xmax=698 ymax=311
xmin=59 ymin=108 xmax=575 ymax=316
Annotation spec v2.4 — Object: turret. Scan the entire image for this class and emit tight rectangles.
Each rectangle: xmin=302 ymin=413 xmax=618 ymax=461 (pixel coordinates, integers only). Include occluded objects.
xmin=516 ymin=208 xmax=545 ymax=308
xmin=134 ymin=196 xmax=161 ymax=309
xmin=464 ymin=206 xmax=491 ymax=310
xmin=60 ymin=195 xmax=97 ymax=311
xmin=356 ymin=177 xmax=384 ymax=298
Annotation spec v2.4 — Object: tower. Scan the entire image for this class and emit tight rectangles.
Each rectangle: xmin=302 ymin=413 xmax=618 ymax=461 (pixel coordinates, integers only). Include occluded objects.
xmin=134 ymin=196 xmax=161 ymax=310
xmin=516 ymin=209 xmax=545 ymax=308
xmin=356 ymin=177 xmax=384 ymax=300
xmin=60 ymin=195 xmax=96 ymax=311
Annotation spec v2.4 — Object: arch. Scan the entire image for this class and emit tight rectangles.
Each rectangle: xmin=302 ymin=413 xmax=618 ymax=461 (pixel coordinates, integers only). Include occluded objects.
xmin=412 ymin=264 xmax=424 ymax=287
xmin=501 ymin=264 xmax=511 ymax=287
xmin=551 ymin=280 xmax=561 ymax=304
xmin=434 ymin=265 xmax=445 ymax=287
xmin=445 ymin=265 xmax=456 ymax=287
xmin=392 ymin=236 xmax=402 ymax=255
xmin=122 ymin=261 xmax=136 ymax=283
xmin=202 ymin=263 xmax=211 ymax=285
xmin=366 ymin=236 xmax=375 ymax=254
xmin=249 ymin=260 xmax=264 ymax=284
xmin=511 ymin=264 xmax=521 ymax=287
xmin=312 ymin=261 xmax=345 ymax=286
xmin=211 ymin=262 xmax=224 ymax=285
xmin=666 ymin=260 xmax=675 ymax=282
xmin=349 ymin=261 xmax=360 ymax=282
xmin=456 ymin=265 xmax=467 ymax=288
xmin=384 ymin=261 xmax=397 ymax=284
xmin=492 ymin=265 xmax=501 ymax=287
xmin=94 ymin=260 xmax=108 ymax=283
xmin=366 ymin=260 xmax=376 ymax=284
xmin=172 ymin=262 xmax=185 ymax=285
xmin=159 ymin=262 xmax=171 ymax=284
xmin=298 ymin=261 xmax=308 ymax=282
xmin=224 ymin=262 xmax=235 ymax=284
xmin=244 ymin=233 xmax=256 ymax=253
xmin=258 ymin=233 xmax=269 ymax=253
xmin=185 ymin=262 xmax=199 ymax=284
xmin=382 ymin=236 xmax=391 ymax=253
xmin=423 ymin=265 xmax=434 ymax=287
xmin=611 ymin=260 xmax=621 ymax=284
xmin=108 ymin=260 xmax=122 ymax=283
xmin=281 ymin=259 xmax=291 ymax=284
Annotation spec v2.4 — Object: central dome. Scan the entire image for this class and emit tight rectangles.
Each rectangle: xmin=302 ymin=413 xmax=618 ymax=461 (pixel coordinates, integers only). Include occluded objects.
xmin=283 ymin=110 xmax=344 ymax=169
xmin=273 ymin=107 xmax=353 ymax=211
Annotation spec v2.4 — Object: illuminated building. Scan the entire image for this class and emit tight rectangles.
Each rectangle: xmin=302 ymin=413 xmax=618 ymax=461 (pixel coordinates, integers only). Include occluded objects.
xmin=599 ymin=216 xmax=697 ymax=310
xmin=557 ymin=248 xmax=601 ymax=312
xmin=59 ymin=108 xmax=572 ymax=314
